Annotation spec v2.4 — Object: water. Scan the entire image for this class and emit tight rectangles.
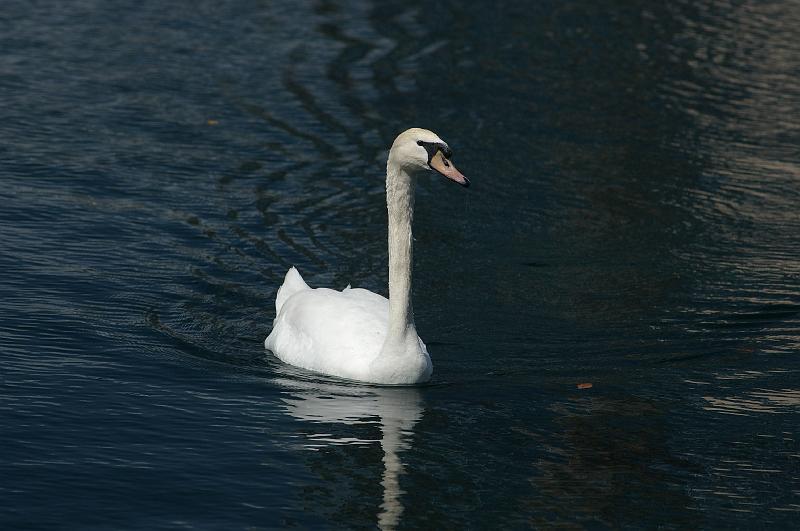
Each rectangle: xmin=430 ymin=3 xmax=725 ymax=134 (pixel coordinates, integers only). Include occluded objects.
xmin=2 ymin=0 xmax=799 ymax=528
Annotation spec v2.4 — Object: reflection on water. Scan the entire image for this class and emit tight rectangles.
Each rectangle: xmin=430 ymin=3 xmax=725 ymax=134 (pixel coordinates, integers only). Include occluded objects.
xmin=703 ymin=369 xmax=800 ymax=416
xmin=705 ymin=388 xmax=800 ymax=416
xmin=2 ymin=0 xmax=800 ymax=527
xmin=522 ymin=394 xmax=697 ymax=528
xmin=275 ymin=377 xmax=423 ymax=530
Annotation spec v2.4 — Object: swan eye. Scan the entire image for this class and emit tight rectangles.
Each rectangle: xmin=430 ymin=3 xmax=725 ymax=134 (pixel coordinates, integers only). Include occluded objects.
xmin=416 ymin=140 xmax=449 ymax=164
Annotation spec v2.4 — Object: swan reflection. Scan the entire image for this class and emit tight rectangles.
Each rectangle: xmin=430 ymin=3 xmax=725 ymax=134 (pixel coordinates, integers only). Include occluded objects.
xmin=274 ymin=377 xmax=423 ymax=530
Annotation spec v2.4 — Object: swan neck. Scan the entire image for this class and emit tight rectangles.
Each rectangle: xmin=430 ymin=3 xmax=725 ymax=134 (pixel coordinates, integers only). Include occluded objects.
xmin=385 ymin=162 xmax=415 ymax=340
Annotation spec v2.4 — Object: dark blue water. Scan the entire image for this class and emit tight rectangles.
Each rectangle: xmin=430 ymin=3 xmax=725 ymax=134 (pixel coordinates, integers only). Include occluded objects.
xmin=2 ymin=0 xmax=799 ymax=528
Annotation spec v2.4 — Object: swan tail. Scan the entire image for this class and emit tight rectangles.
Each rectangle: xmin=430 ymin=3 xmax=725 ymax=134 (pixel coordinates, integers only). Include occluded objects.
xmin=275 ymin=267 xmax=310 ymax=314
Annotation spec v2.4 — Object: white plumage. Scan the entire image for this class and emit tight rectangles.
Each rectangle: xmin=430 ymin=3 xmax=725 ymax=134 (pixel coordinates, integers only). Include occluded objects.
xmin=266 ymin=267 xmax=428 ymax=383
xmin=265 ymin=128 xmax=468 ymax=384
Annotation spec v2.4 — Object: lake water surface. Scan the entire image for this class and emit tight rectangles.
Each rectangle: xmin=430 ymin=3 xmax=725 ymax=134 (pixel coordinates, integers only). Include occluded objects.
xmin=2 ymin=0 xmax=799 ymax=528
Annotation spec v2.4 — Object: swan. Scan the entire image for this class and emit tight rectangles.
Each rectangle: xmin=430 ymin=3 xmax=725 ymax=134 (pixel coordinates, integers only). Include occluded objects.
xmin=264 ymin=128 xmax=469 ymax=384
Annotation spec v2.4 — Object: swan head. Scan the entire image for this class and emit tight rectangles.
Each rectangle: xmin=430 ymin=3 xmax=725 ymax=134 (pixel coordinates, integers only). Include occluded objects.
xmin=389 ymin=128 xmax=469 ymax=187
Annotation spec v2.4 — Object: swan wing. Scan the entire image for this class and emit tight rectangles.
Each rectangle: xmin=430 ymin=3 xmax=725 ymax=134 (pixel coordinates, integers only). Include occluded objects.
xmin=265 ymin=282 xmax=390 ymax=381
xmin=274 ymin=266 xmax=310 ymax=313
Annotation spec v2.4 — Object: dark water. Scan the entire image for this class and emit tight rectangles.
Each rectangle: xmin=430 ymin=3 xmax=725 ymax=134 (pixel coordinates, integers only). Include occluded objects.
xmin=2 ymin=0 xmax=799 ymax=528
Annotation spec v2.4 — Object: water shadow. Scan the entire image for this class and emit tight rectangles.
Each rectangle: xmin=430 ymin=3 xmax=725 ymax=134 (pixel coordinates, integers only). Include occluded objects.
xmin=273 ymin=376 xmax=424 ymax=530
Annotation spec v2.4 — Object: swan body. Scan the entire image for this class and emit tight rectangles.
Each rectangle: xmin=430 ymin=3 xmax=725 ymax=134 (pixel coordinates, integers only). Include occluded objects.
xmin=265 ymin=128 xmax=468 ymax=385
xmin=266 ymin=267 xmax=431 ymax=384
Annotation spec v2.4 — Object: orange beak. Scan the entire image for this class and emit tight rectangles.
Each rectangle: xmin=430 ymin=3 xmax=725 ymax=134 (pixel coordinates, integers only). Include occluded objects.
xmin=430 ymin=150 xmax=469 ymax=187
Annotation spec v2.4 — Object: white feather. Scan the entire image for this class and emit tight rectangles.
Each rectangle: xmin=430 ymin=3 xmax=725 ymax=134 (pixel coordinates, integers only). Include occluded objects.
xmin=264 ymin=128 xmax=462 ymax=384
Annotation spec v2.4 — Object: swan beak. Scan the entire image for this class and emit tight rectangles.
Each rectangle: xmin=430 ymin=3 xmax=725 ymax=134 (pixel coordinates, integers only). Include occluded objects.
xmin=430 ymin=150 xmax=469 ymax=187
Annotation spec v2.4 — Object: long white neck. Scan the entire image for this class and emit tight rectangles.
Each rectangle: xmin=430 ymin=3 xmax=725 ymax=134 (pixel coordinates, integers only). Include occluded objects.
xmin=384 ymin=160 xmax=416 ymax=345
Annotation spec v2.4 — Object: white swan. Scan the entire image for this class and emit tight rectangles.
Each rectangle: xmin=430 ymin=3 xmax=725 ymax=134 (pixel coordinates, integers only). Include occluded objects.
xmin=264 ymin=128 xmax=469 ymax=384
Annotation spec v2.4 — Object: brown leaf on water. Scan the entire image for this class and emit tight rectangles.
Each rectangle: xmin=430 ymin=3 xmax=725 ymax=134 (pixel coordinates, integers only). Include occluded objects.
xmin=577 ymin=383 xmax=593 ymax=390
xmin=207 ymin=119 xmax=219 ymax=125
